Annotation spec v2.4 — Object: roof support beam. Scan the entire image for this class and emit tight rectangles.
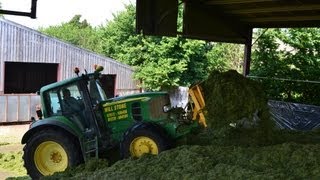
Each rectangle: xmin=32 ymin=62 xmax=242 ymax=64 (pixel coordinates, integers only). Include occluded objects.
xmin=136 ymin=0 xmax=178 ymax=37
xmin=205 ymin=0 xmax=275 ymax=5
xmin=243 ymin=28 xmax=252 ymax=76
xmin=0 ymin=10 xmax=32 ymax=17
xmin=183 ymin=1 xmax=250 ymax=43
xmin=245 ymin=15 xmax=320 ymax=22
xmin=0 ymin=0 xmax=37 ymax=18
xmin=230 ymin=4 xmax=320 ymax=14
xmin=136 ymin=0 xmax=320 ymax=42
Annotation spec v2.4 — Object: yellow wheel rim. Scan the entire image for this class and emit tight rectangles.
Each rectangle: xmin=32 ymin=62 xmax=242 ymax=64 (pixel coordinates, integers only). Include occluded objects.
xmin=34 ymin=141 xmax=68 ymax=176
xmin=130 ymin=136 xmax=159 ymax=158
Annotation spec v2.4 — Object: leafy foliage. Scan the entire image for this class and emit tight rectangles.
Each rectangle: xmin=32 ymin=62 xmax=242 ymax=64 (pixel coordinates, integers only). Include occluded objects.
xmin=0 ymin=2 xmax=3 ymax=18
xmin=38 ymin=4 xmax=245 ymax=90
xmin=251 ymin=28 xmax=320 ymax=105
xmin=39 ymin=15 xmax=103 ymax=53
xmin=207 ymin=43 xmax=244 ymax=73
xmin=38 ymin=5 xmax=319 ymax=100
xmin=100 ymin=5 xmax=214 ymax=90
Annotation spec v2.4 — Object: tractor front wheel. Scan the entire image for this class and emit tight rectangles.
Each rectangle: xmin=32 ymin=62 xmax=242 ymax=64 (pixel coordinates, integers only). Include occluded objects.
xmin=120 ymin=128 xmax=169 ymax=158
xmin=23 ymin=129 xmax=82 ymax=179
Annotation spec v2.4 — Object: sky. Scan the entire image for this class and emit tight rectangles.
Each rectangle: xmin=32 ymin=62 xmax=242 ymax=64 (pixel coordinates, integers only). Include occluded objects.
xmin=1 ymin=0 xmax=133 ymax=29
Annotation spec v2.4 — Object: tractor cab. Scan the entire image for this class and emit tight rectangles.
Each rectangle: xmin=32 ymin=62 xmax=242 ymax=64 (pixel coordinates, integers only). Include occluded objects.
xmin=39 ymin=67 xmax=108 ymax=133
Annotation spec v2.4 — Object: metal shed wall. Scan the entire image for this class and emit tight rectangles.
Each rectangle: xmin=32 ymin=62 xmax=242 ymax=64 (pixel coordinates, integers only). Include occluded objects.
xmin=0 ymin=18 xmax=139 ymax=94
xmin=0 ymin=18 xmax=140 ymax=123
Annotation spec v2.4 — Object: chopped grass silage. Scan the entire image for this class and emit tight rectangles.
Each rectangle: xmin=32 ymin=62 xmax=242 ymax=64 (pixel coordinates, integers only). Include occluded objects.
xmin=0 ymin=151 xmax=26 ymax=176
xmin=202 ymin=70 xmax=273 ymax=129
xmin=44 ymin=142 xmax=320 ymax=180
xmin=44 ymin=70 xmax=320 ymax=179
xmin=0 ymin=142 xmax=10 ymax=146
xmin=201 ymin=70 xmax=275 ymax=145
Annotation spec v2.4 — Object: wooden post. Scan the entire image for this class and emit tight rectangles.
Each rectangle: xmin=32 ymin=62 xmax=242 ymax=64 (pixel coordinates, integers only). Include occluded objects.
xmin=243 ymin=28 xmax=253 ymax=76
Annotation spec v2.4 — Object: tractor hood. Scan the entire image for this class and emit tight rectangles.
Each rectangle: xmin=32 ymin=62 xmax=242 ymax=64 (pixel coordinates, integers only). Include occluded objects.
xmin=106 ymin=92 xmax=168 ymax=103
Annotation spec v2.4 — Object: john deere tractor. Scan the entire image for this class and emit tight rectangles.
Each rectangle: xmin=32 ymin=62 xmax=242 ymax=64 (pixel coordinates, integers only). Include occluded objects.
xmin=21 ymin=66 xmax=206 ymax=179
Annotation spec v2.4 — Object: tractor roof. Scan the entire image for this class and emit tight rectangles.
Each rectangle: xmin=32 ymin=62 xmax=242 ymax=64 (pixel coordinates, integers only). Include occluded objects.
xmin=40 ymin=73 xmax=96 ymax=93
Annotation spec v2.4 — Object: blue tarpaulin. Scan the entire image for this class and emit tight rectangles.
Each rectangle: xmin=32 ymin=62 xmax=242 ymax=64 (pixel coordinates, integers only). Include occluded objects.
xmin=268 ymin=100 xmax=320 ymax=130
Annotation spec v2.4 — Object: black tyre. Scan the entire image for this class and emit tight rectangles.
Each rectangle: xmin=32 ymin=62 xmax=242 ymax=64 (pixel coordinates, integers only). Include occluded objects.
xmin=120 ymin=127 xmax=170 ymax=159
xmin=23 ymin=129 xmax=82 ymax=179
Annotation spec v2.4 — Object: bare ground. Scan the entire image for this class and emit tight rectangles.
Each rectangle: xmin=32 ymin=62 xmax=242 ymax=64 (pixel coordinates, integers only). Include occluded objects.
xmin=0 ymin=170 xmax=16 ymax=180
xmin=0 ymin=124 xmax=29 ymax=144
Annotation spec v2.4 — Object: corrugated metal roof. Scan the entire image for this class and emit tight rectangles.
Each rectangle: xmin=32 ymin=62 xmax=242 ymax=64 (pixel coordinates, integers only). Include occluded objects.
xmin=0 ymin=18 xmax=141 ymax=123
xmin=0 ymin=18 xmax=133 ymax=71
xmin=0 ymin=18 xmax=140 ymax=92
xmin=136 ymin=0 xmax=320 ymax=43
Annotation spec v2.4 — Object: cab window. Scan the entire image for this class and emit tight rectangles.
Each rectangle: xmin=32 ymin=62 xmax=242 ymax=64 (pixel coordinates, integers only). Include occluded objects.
xmin=45 ymin=89 xmax=62 ymax=116
xmin=59 ymin=84 xmax=84 ymax=114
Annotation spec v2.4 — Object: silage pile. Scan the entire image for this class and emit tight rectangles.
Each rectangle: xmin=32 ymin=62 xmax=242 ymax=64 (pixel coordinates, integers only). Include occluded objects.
xmin=200 ymin=70 xmax=274 ymax=145
xmin=202 ymin=70 xmax=272 ymax=129
xmin=44 ymin=142 xmax=320 ymax=180
xmin=43 ymin=70 xmax=320 ymax=179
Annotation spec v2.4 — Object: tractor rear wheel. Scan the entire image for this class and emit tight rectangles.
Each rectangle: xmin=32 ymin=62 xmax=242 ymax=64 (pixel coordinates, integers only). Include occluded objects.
xmin=120 ymin=128 xmax=169 ymax=158
xmin=23 ymin=129 xmax=82 ymax=179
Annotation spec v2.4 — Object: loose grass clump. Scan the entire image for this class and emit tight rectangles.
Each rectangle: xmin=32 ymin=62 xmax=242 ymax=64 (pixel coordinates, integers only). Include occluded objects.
xmin=0 ymin=152 xmax=26 ymax=176
xmin=0 ymin=142 xmax=10 ymax=146
xmin=44 ymin=158 xmax=109 ymax=179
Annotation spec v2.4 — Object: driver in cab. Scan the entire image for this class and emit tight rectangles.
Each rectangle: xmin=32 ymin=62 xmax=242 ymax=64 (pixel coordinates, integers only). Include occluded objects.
xmin=62 ymin=88 xmax=83 ymax=114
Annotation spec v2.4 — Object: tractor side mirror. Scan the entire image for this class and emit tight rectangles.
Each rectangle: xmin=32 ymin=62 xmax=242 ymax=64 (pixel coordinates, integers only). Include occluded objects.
xmin=36 ymin=105 xmax=43 ymax=120
xmin=30 ymin=117 xmax=36 ymax=123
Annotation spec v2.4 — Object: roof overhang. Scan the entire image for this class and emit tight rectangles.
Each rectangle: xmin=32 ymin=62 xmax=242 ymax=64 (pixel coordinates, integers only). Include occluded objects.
xmin=136 ymin=0 xmax=320 ymax=44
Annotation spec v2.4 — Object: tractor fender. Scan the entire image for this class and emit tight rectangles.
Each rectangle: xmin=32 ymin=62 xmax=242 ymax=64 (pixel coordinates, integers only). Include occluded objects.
xmin=119 ymin=122 xmax=174 ymax=158
xmin=21 ymin=118 xmax=83 ymax=144
xmin=121 ymin=122 xmax=172 ymax=146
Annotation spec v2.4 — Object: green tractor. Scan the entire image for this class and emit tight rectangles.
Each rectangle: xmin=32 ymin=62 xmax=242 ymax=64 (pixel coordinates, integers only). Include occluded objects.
xmin=21 ymin=66 xmax=207 ymax=179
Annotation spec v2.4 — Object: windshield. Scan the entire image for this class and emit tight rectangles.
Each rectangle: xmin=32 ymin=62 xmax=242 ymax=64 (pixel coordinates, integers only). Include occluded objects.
xmin=88 ymin=79 xmax=107 ymax=103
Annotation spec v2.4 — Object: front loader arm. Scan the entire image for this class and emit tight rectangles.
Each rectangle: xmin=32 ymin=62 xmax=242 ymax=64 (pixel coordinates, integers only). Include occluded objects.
xmin=189 ymin=84 xmax=207 ymax=127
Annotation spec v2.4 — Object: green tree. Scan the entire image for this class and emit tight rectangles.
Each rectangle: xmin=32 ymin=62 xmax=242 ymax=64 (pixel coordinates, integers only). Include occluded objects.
xmin=207 ymin=43 xmax=244 ymax=73
xmin=251 ymin=28 xmax=320 ymax=105
xmin=39 ymin=15 xmax=103 ymax=53
xmin=38 ymin=4 xmax=245 ymax=91
xmin=0 ymin=2 xmax=3 ymax=17
xmin=101 ymin=5 xmax=214 ymax=90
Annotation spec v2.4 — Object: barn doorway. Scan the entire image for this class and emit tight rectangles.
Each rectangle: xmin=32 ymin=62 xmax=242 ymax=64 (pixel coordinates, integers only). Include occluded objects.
xmin=100 ymin=74 xmax=116 ymax=98
xmin=4 ymin=62 xmax=58 ymax=94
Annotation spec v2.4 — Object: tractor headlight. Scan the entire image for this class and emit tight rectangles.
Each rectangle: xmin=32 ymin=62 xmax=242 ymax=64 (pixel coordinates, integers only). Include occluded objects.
xmin=163 ymin=105 xmax=171 ymax=112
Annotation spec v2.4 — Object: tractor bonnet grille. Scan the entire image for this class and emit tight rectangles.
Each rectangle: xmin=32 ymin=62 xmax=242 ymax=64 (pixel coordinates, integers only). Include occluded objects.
xmin=149 ymin=95 xmax=169 ymax=119
xmin=132 ymin=102 xmax=143 ymax=121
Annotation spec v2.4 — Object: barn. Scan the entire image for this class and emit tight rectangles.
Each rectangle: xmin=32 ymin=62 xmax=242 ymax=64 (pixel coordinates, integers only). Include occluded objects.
xmin=0 ymin=18 xmax=140 ymax=124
